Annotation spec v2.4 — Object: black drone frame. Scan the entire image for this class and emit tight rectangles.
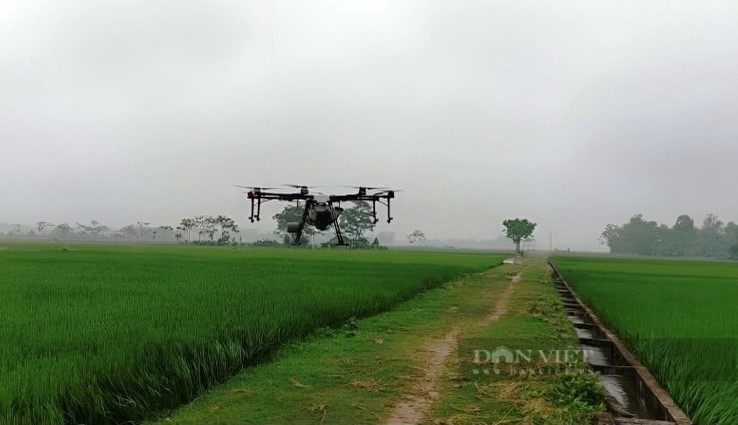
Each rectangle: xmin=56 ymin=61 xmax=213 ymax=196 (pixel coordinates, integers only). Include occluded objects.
xmin=241 ymin=185 xmax=395 ymax=245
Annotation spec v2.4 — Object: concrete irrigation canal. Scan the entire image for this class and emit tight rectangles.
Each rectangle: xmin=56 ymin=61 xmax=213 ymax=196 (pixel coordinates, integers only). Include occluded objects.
xmin=549 ymin=261 xmax=693 ymax=425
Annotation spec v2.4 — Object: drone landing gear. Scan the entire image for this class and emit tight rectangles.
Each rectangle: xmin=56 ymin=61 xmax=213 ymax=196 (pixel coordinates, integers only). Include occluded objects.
xmin=290 ymin=218 xmax=348 ymax=246
xmin=333 ymin=221 xmax=347 ymax=246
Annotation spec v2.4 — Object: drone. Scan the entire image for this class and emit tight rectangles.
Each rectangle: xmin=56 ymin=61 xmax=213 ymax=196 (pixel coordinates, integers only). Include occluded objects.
xmin=236 ymin=184 xmax=395 ymax=245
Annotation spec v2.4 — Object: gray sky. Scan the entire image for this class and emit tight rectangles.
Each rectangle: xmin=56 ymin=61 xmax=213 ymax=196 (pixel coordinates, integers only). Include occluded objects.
xmin=2 ymin=1 xmax=738 ymax=250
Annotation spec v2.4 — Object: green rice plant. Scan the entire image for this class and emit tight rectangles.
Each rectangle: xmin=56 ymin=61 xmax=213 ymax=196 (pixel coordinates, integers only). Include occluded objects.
xmin=0 ymin=242 xmax=504 ymax=423
xmin=552 ymin=256 xmax=738 ymax=425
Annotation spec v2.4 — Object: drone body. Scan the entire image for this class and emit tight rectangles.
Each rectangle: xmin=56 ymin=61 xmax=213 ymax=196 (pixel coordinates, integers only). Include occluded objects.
xmin=238 ymin=185 xmax=395 ymax=245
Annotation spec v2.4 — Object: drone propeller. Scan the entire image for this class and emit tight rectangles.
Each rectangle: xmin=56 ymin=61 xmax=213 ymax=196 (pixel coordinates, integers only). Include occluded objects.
xmin=339 ymin=185 xmax=391 ymax=190
xmin=283 ymin=183 xmax=313 ymax=189
xmin=373 ymin=189 xmax=402 ymax=195
xmin=233 ymin=184 xmax=282 ymax=191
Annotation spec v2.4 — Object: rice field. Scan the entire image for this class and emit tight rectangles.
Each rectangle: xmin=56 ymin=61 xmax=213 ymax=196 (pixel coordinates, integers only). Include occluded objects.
xmin=0 ymin=242 xmax=503 ymax=424
xmin=551 ymin=256 xmax=738 ymax=424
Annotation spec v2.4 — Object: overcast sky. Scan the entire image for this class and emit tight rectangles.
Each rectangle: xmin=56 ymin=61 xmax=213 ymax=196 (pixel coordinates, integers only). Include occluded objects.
xmin=2 ymin=1 xmax=738 ymax=250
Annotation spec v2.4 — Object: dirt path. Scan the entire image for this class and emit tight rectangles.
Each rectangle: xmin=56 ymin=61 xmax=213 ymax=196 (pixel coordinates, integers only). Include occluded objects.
xmin=383 ymin=329 xmax=460 ymax=425
xmin=384 ymin=270 xmax=522 ymax=425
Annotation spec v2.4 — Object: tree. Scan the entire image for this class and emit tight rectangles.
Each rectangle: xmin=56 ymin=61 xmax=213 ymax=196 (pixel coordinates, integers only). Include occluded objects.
xmin=89 ymin=220 xmax=108 ymax=241
xmin=338 ymin=201 xmax=376 ymax=240
xmin=135 ymin=221 xmax=151 ymax=242
xmin=730 ymin=244 xmax=738 ymax=261
xmin=158 ymin=226 xmax=174 ymax=242
xmin=407 ymin=230 xmax=426 ymax=244
xmin=8 ymin=224 xmax=22 ymax=236
xmin=502 ymin=218 xmax=537 ymax=255
xmin=601 ymin=213 xmax=737 ymax=259
xmin=35 ymin=221 xmax=55 ymax=236
xmin=179 ymin=218 xmax=196 ymax=242
xmin=600 ymin=214 xmax=662 ymax=256
xmin=214 ymin=215 xmax=238 ymax=244
xmin=74 ymin=221 xmax=108 ymax=241
xmin=203 ymin=216 xmax=217 ymax=242
xmin=120 ymin=224 xmax=139 ymax=241
xmin=671 ymin=214 xmax=698 ymax=257
xmin=725 ymin=222 xmax=738 ymax=258
xmin=699 ymin=213 xmax=726 ymax=258
xmin=273 ymin=205 xmax=315 ymax=237
xmin=599 ymin=223 xmax=624 ymax=252
xmin=52 ymin=223 xmax=72 ymax=240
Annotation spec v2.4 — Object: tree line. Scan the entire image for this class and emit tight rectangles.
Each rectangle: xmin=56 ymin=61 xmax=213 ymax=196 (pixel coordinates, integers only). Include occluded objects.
xmin=3 ymin=202 xmax=381 ymax=247
xmin=600 ymin=214 xmax=738 ymax=259
xmin=0 ymin=216 xmax=240 ymax=245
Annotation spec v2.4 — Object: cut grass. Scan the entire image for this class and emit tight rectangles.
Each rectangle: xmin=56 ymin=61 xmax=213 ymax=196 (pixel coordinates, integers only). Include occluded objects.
xmin=551 ymin=255 xmax=738 ymax=424
xmin=0 ymin=242 xmax=501 ymax=424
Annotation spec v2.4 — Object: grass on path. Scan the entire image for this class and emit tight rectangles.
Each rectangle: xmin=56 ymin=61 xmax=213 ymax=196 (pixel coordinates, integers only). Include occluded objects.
xmin=154 ymin=257 xmax=603 ymax=424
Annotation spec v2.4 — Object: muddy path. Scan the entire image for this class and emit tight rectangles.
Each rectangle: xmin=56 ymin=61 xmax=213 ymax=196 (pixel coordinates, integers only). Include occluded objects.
xmin=384 ymin=269 xmax=523 ymax=425
xmin=156 ymin=258 xmax=598 ymax=425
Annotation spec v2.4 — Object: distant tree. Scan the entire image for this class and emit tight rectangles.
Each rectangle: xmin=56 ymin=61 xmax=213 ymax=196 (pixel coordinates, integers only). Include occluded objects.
xmin=407 ymin=230 xmax=426 ymax=244
xmin=730 ymin=244 xmax=738 ymax=261
xmin=599 ymin=223 xmax=623 ymax=251
xmin=176 ymin=216 xmax=238 ymax=245
xmin=53 ymin=223 xmax=72 ymax=240
xmin=135 ymin=222 xmax=150 ymax=242
xmin=601 ymin=213 xmax=738 ymax=259
xmin=179 ymin=218 xmax=196 ymax=242
xmin=158 ymin=226 xmax=174 ymax=242
xmin=338 ymin=201 xmax=375 ymax=239
xmin=699 ymin=213 xmax=726 ymax=257
xmin=89 ymin=220 xmax=108 ymax=241
xmin=671 ymin=214 xmax=698 ymax=256
xmin=35 ymin=221 xmax=55 ymax=236
xmin=725 ymin=222 xmax=738 ymax=258
xmin=9 ymin=224 xmax=22 ymax=236
xmin=502 ymin=218 xmax=537 ymax=255
xmin=120 ymin=224 xmax=139 ymax=241
xmin=74 ymin=221 xmax=107 ymax=241
xmin=600 ymin=214 xmax=663 ymax=256
xmin=214 ymin=215 xmax=238 ymax=244
xmin=203 ymin=216 xmax=217 ymax=242
xmin=75 ymin=223 xmax=89 ymax=237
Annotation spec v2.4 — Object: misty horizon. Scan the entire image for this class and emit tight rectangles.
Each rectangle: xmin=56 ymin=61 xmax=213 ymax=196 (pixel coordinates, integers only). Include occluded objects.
xmin=3 ymin=1 xmax=738 ymax=251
